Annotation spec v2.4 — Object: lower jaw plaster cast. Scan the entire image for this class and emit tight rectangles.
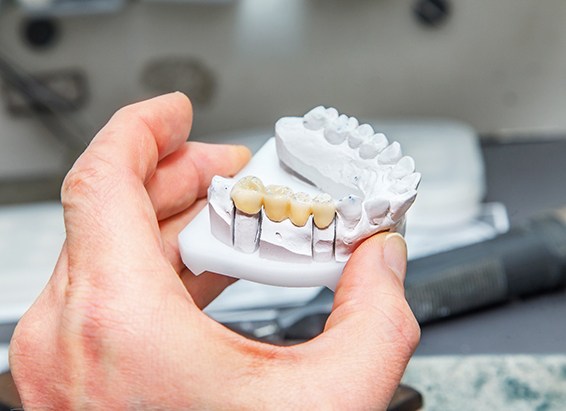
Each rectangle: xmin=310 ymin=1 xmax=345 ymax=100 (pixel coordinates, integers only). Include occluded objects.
xmin=178 ymin=107 xmax=420 ymax=290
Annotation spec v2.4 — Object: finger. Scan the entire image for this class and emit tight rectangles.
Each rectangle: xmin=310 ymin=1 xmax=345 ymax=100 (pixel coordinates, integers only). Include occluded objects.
xmin=61 ymin=93 xmax=193 ymax=281
xmin=160 ymin=199 xmax=208 ymax=273
xmin=88 ymin=92 xmax=193 ymax=182
xmin=329 ymin=233 xmax=411 ymax=330
xmin=160 ymin=204 xmax=238 ymax=306
xmin=146 ymin=142 xmax=251 ymax=220
xmin=180 ymin=269 xmax=237 ymax=309
xmin=295 ymin=233 xmax=420 ymax=408
xmin=161 ymin=204 xmax=238 ymax=307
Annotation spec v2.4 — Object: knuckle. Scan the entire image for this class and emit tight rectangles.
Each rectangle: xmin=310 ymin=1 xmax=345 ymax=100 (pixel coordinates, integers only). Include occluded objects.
xmin=9 ymin=309 xmax=51 ymax=389
xmin=343 ymin=295 xmax=421 ymax=356
xmin=393 ymin=300 xmax=421 ymax=355
xmin=61 ymin=156 xmax=118 ymax=211
xmin=61 ymin=166 xmax=100 ymax=202
xmin=404 ymin=310 xmax=421 ymax=351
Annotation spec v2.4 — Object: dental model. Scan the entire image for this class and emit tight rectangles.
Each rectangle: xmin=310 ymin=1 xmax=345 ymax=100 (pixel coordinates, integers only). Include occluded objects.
xmin=179 ymin=107 xmax=420 ymax=290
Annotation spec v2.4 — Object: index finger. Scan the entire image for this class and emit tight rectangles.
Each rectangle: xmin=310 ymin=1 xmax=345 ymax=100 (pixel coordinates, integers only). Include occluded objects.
xmin=61 ymin=93 xmax=193 ymax=278
xmin=89 ymin=92 xmax=193 ymax=183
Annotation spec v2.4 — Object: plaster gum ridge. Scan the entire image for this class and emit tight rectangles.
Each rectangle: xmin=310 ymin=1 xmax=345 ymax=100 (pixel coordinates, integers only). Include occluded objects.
xmin=207 ymin=106 xmax=420 ymax=263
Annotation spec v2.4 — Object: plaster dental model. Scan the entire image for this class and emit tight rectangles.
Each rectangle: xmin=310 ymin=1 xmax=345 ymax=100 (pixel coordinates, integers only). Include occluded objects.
xmin=179 ymin=106 xmax=420 ymax=290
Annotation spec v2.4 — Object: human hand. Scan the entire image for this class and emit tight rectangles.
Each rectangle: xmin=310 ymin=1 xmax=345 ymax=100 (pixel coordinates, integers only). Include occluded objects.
xmin=9 ymin=93 xmax=419 ymax=410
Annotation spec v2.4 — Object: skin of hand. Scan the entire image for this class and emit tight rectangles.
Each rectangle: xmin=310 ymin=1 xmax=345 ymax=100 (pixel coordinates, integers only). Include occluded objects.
xmin=9 ymin=93 xmax=420 ymax=410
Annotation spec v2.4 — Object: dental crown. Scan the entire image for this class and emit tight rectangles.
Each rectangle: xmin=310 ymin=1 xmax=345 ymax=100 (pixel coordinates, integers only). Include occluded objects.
xmin=207 ymin=106 xmax=420 ymax=263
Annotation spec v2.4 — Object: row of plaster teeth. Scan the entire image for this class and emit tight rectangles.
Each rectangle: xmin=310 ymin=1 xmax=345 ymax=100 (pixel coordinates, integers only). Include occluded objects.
xmin=230 ymin=176 xmax=336 ymax=229
xmin=336 ymin=180 xmax=419 ymax=230
xmin=303 ymin=106 xmax=404 ymax=165
xmin=303 ymin=106 xmax=421 ymax=196
xmin=304 ymin=106 xmax=420 ymax=187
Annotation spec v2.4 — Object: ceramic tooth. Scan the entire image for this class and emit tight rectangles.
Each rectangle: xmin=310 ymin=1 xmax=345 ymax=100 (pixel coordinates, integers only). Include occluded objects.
xmin=263 ymin=185 xmax=293 ymax=222
xmin=289 ymin=192 xmax=312 ymax=227
xmin=312 ymin=193 xmax=336 ymax=229
xmin=230 ymin=176 xmax=265 ymax=253
xmin=230 ymin=176 xmax=265 ymax=215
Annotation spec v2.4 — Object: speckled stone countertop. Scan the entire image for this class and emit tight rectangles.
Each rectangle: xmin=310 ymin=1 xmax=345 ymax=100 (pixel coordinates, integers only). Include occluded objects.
xmin=402 ymin=355 xmax=566 ymax=410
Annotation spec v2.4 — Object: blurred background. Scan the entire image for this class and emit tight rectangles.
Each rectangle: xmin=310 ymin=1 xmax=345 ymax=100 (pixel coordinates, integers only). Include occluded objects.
xmin=1 ymin=1 xmax=566 ymax=409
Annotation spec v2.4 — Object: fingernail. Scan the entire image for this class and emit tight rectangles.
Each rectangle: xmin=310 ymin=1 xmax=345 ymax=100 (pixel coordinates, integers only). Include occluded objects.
xmin=384 ymin=233 xmax=407 ymax=281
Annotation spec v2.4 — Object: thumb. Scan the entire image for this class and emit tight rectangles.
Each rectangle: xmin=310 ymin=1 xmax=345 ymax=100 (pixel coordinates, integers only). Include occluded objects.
xmin=328 ymin=232 xmax=416 ymax=334
xmin=296 ymin=233 xmax=420 ymax=407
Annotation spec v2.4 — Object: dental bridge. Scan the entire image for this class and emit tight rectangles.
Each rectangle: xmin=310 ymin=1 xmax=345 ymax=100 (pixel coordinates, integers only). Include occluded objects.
xmin=179 ymin=107 xmax=420 ymax=290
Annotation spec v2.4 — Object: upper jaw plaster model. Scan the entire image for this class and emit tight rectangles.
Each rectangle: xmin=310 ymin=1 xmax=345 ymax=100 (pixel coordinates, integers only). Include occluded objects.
xmin=178 ymin=107 xmax=420 ymax=290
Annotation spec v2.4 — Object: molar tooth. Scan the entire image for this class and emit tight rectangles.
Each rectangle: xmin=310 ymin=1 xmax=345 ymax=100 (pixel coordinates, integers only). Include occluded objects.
xmin=230 ymin=176 xmax=265 ymax=215
xmin=359 ymin=133 xmax=389 ymax=160
xmin=391 ymin=180 xmax=410 ymax=194
xmin=303 ymin=106 xmax=328 ymax=130
xmin=377 ymin=141 xmax=402 ymax=165
xmin=390 ymin=190 xmax=417 ymax=222
xmin=312 ymin=193 xmax=336 ymax=229
xmin=348 ymin=123 xmax=374 ymax=148
xmin=264 ymin=185 xmax=293 ymax=222
xmin=364 ymin=197 xmax=390 ymax=225
xmin=290 ymin=192 xmax=312 ymax=227
xmin=324 ymin=115 xmax=358 ymax=145
xmin=336 ymin=195 xmax=363 ymax=227
xmin=391 ymin=156 xmax=416 ymax=179
xmin=393 ymin=172 xmax=421 ymax=194
xmin=348 ymin=116 xmax=359 ymax=129
xmin=325 ymin=107 xmax=339 ymax=122
xmin=324 ymin=114 xmax=348 ymax=144
xmin=230 ymin=176 xmax=265 ymax=253
xmin=402 ymin=172 xmax=422 ymax=190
